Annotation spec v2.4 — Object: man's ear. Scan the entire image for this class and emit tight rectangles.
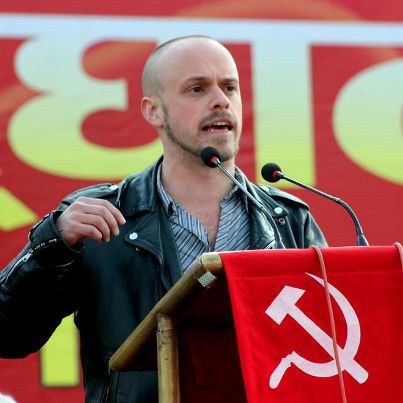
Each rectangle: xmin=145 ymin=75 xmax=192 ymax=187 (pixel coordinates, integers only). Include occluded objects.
xmin=141 ymin=96 xmax=164 ymax=128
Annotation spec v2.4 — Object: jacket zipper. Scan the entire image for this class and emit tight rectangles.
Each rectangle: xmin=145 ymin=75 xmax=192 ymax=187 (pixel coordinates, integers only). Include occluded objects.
xmin=102 ymin=357 xmax=119 ymax=403
xmin=264 ymin=239 xmax=277 ymax=249
xmin=131 ymin=240 xmax=169 ymax=293
xmin=102 ymin=357 xmax=112 ymax=403
xmin=3 ymin=249 xmax=33 ymax=285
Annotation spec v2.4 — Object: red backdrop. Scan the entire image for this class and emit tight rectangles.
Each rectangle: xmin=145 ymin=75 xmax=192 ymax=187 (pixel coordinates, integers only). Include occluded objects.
xmin=0 ymin=1 xmax=402 ymax=401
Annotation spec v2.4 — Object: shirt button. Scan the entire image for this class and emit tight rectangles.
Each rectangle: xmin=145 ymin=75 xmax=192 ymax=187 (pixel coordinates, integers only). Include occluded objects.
xmin=129 ymin=232 xmax=138 ymax=240
xmin=274 ymin=207 xmax=283 ymax=214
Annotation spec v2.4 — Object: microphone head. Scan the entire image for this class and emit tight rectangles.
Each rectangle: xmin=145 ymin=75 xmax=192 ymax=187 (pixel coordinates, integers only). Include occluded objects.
xmin=200 ymin=147 xmax=222 ymax=168
xmin=261 ymin=163 xmax=283 ymax=183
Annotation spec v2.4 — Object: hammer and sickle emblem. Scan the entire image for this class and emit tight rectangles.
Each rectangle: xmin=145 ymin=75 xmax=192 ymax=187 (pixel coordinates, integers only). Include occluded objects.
xmin=265 ymin=273 xmax=369 ymax=388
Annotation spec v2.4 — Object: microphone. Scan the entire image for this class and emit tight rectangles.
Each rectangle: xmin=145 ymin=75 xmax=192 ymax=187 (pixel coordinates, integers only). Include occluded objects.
xmin=261 ymin=163 xmax=369 ymax=246
xmin=200 ymin=147 xmax=285 ymax=249
xmin=200 ymin=147 xmax=221 ymax=168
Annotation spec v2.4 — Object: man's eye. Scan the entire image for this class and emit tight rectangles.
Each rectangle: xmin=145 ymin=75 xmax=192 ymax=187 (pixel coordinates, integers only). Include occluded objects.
xmin=225 ymin=85 xmax=236 ymax=93
xmin=189 ymin=86 xmax=203 ymax=93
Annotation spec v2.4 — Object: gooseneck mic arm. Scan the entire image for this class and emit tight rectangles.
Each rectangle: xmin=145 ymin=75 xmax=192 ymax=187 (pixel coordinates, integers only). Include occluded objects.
xmin=261 ymin=163 xmax=369 ymax=246
xmin=200 ymin=147 xmax=285 ymax=249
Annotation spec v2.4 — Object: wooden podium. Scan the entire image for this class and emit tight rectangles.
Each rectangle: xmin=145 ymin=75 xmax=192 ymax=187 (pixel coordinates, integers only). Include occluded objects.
xmin=109 ymin=252 xmax=247 ymax=403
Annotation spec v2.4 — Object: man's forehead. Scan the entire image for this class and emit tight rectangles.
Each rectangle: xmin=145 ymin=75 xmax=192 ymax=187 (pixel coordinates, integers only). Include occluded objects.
xmin=142 ymin=37 xmax=238 ymax=96
xmin=158 ymin=39 xmax=238 ymax=83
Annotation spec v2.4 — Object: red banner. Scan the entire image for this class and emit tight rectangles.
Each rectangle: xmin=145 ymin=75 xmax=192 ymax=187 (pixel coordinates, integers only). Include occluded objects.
xmin=221 ymin=246 xmax=403 ymax=402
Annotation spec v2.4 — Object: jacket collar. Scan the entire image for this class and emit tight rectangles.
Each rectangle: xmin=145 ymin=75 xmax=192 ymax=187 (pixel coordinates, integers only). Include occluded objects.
xmin=117 ymin=157 xmax=163 ymax=217
xmin=118 ymin=157 xmax=289 ymax=261
xmin=241 ymin=175 xmax=290 ymax=249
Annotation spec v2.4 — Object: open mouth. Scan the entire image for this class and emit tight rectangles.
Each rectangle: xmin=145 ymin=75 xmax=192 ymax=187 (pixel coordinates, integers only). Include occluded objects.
xmin=202 ymin=120 xmax=234 ymax=132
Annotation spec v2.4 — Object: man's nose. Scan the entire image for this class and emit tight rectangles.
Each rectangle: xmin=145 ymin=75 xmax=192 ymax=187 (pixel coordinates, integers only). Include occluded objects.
xmin=209 ymin=87 xmax=230 ymax=110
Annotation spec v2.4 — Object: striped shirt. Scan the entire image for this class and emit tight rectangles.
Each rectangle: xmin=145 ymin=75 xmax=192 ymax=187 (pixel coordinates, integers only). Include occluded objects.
xmin=157 ymin=166 xmax=250 ymax=272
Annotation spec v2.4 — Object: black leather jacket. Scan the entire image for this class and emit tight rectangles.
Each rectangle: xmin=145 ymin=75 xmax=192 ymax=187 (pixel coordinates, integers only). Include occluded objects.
xmin=0 ymin=159 xmax=326 ymax=402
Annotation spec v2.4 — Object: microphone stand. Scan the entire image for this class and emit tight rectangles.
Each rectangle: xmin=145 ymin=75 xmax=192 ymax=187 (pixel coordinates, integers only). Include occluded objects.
xmin=271 ymin=170 xmax=369 ymax=247
xmin=212 ymin=160 xmax=286 ymax=249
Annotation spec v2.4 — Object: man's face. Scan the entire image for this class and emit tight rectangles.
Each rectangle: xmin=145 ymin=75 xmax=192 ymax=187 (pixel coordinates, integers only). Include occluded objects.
xmin=157 ymin=40 xmax=243 ymax=163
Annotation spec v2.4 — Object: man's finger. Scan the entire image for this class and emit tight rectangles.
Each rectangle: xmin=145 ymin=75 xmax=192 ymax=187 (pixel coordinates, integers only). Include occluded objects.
xmin=76 ymin=197 xmax=126 ymax=226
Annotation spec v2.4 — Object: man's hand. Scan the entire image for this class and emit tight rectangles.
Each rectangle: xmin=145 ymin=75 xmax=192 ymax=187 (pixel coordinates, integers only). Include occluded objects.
xmin=56 ymin=197 xmax=126 ymax=246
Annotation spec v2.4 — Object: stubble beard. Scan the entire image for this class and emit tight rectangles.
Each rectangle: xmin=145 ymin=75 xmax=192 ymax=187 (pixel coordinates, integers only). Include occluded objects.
xmin=163 ymin=106 xmax=239 ymax=162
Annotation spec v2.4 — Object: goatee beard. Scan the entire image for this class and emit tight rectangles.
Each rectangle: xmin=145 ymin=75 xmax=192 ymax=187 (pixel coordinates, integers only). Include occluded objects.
xmin=163 ymin=108 xmax=239 ymax=162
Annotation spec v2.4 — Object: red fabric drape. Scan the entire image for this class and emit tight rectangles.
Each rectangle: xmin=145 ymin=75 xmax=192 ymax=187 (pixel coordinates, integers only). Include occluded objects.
xmin=221 ymin=246 xmax=403 ymax=403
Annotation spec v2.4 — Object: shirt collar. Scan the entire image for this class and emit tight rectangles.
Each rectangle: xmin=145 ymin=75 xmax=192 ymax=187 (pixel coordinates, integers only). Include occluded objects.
xmin=156 ymin=164 xmax=249 ymax=216
xmin=156 ymin=165 xmax=175 ymax=216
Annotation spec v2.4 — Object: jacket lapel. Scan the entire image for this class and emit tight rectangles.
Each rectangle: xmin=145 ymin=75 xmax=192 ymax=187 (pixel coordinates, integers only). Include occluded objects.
xmin=121 ymin=159 xmax=182 ymax=291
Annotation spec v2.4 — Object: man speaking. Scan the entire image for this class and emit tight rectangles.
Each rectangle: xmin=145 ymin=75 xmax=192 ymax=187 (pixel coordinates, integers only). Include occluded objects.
xmin=0 ymin=36 xmax=326 ymax=402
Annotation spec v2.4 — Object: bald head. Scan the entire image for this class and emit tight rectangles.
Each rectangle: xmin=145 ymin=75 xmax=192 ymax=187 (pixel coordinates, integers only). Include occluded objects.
xmin=141 ymin=36 xmax=236 ymax=97
xmin=140 ymin=35 xmax=242 ymax=165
